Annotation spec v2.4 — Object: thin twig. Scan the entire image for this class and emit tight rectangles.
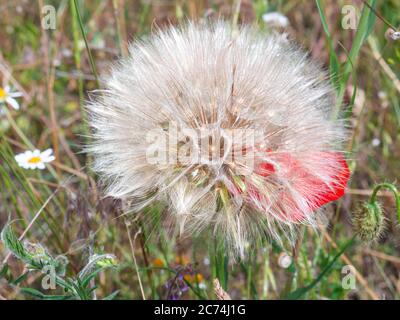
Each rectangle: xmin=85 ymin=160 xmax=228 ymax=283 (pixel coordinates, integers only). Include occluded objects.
xmin=231 ymin=0 xmax=241 ymax=31
xmin=368 ymin=37 xmax=400 ymax=95
xmin=347 ymin=188 xmax=395 ymax=198
xmin=37 ymin=0 xmax=61 ymax=176
xmin=125 ymin=220 xmax=146 ymax=300
xmin=72 ymin=0 xmax=100 ymax=87
xmin=364 ymin=248 xmax=400 ymax=265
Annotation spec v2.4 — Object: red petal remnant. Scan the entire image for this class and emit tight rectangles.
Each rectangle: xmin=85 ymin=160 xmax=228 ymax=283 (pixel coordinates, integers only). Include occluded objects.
xmin=231 ymin=151 xmax=350 ymax=222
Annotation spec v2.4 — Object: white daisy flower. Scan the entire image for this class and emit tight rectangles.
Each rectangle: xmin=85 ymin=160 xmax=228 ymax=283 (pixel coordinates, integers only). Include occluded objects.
xmin=262 ymin=12 xmax=290 ymax=28
xmin=0 ymin=85 xmax=23 ymax=110
xmin=14 ymin=149 xmax=55 ymax=170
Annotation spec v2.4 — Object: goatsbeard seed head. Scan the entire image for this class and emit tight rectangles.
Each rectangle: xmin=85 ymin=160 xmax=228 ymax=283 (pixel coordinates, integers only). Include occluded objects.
xmin=87 ymin=21 xmax=350 ymax=257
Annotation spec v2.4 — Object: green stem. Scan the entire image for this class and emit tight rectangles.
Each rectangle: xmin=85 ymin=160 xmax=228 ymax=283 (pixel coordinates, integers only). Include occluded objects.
xmin=69 ymin=0 xmax=85 ymax=104
xmin=370 ymin=183 xmax=400 ymax=223
xmin=214 ymin=238 xmax=229 ymax=291
xmin=72 ymin=0 xmax=100 ymax=87
xmin=333 ymin=0 xmax=376 ymax=118
xmin=4 ymin=108 xmax=34 ymax=149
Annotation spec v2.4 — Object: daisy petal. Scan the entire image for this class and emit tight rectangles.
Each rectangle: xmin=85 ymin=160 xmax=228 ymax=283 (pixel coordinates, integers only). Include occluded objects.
xmin=37 ymin=163 xmax=46 ymax=170
xmin=10 ymin=92 xmax=23 ymax=98
xmin=44 ymin=155 xmax=55 ymax=163
xmin=41 ymin=148 xmax=53 ymax=157
xmin=6 ymin=97 xmax=20 ymax=110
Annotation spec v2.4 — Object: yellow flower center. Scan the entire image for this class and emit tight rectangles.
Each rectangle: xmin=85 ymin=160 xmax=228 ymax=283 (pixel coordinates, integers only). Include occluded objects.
xmin=0 ymin=87 xmax=7 ymax=100
xmin=28 ymin=156 xmax=42 ymax=164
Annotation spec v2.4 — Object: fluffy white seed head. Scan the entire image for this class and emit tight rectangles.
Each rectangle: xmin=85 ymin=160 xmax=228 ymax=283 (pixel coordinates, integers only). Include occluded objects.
xmin=87 ymin=21 xmax=347 ymax=256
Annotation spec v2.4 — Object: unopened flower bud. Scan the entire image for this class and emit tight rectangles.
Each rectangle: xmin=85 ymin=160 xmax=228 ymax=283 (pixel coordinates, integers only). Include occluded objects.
xmin=353 ymin=201 xmax=384 ymax=242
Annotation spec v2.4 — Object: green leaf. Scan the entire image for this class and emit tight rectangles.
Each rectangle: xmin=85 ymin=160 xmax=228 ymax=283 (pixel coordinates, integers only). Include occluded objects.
xmin=21 ymin=287 xmax=72 ymax=300
xmin=333 ymin=0 xmax=377 ymax=118
xmin=316 ymin=0 xmax=341 ymax=90
xmin=0 ymin=264 xmax=9 ymax=278
xmin=103 ymin=290 xmax=119 ymax=300
xmin=80 ymin=266 xmax=111 ymax=289
xmin=78 ymin=253 xmax=118 ymax=280
xmin=365 ymin=1 xmax=377 ymax=38
xmin=1 ymin=221 xmax=32 ymax=264
xmin=11 ymin=271 xmax=30 ymax=286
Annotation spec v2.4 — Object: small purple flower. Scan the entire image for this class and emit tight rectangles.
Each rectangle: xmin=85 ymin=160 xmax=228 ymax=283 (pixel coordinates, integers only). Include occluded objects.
xmin=164 ymin=266 xmax=192 ymax=300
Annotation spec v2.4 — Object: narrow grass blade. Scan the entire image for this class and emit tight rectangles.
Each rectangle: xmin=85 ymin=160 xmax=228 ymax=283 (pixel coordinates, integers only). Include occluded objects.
xmin=71 ymin=0 xmax=100 ymax=87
